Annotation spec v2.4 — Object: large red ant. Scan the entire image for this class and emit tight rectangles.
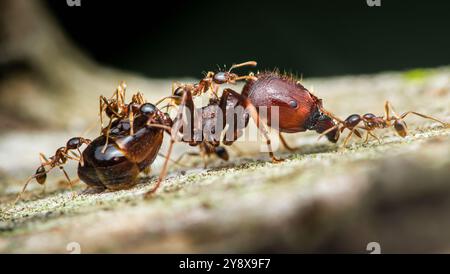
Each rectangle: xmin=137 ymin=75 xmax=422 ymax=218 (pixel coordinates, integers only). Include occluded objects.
xmin=168 ymin=62 xmax=341 ymax=160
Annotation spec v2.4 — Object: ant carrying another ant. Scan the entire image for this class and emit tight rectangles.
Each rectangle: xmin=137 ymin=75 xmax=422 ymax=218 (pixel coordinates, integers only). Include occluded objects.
xmin=13 ymin=62 xmax=450 ymax=204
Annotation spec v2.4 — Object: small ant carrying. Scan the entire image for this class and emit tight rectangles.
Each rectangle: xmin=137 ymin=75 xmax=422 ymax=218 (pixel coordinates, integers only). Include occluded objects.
xmin=318 ymin=101 xmax=449 ymax=146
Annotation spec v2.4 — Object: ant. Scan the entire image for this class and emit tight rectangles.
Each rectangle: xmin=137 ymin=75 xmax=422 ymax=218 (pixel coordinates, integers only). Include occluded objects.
xmin=99 ymin=82 xmax=146 ymax=150
xmin=318 ymin=101 xmax=449 ymax=146
xmin=169 ymin=61 xmax=257 ymax=102
xmin=14 ymin=137 xmax=91 ymax=204
xmin=14 ymin=100 xmax=177 ymax=204
xmin=157 ymin=62 xmax=340 ymax=169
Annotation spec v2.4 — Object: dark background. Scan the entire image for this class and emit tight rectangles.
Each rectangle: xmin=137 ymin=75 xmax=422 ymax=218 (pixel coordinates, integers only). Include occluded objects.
xmin=46 ymin=0 xmax=450 ymax=78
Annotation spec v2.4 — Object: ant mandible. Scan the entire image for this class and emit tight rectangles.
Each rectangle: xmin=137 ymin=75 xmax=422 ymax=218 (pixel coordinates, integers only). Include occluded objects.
xmin=318 ymin=101 xmax=449 ymax=146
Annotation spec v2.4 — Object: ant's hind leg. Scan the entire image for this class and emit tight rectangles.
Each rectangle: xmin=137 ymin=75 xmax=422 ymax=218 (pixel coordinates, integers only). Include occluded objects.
xmin=279 ymin=132 xmax=299 ymax=152
xmin=59 ymin=166 xmax=76 ymax=197
xmin=223 ymin=88 xmax=283 ymax=163
xmin=369 ymin=131 xmax=381 ymax=143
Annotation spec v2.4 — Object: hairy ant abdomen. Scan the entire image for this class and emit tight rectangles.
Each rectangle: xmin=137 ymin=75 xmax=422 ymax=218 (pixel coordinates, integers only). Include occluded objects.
xmin=242 ymin=72 xmax=338 ymax=140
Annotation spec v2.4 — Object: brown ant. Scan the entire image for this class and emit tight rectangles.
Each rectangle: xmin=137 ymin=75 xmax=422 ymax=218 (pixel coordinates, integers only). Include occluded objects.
xmin=14 ymin=137 xmax=91 ymax=204
xmin=99 ymin=82 xmax=146 ymax=150
xmin=169 ymin=61 xmax=257 ymax=101
xmin=14 ymin=100 xmax=178 ymax=203
xmin=318 ymin=101 xmax=449 ymax=146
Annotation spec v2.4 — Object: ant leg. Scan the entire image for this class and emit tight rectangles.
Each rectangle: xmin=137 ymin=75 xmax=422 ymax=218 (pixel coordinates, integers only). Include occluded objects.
xmin=225 ymin=88 xmax=282 ymax=163
xmin=246 ymin=99 xmax=283 ymax=163
xmin=341 ymin=123 xmax=363 ymax=147
xmin=369 ymin=131 xmax=381 ymax=143
xmin=101 ymin=118 xmax=113 ymax=153
xmin=363 ymin=130 xmax=370 ymax=144
xmin=400 ymin=111 xmax=449 ymax=127
xmin=317 ymin=124 xmax=340 ymax=141
xmin=279 ymin=132 xmax=298 ymax=152
xmin=99 ymin=96 xmax=105 ymax=133
xmin=145 ymin=91 xmax=193 ymax=197
xmin=342 ymin=130 xmax=354 ymax=147
xmin=59 ymin=166 xmax=74 ymax=191
xmin=129 ymin=109 xmax=135 ymax=136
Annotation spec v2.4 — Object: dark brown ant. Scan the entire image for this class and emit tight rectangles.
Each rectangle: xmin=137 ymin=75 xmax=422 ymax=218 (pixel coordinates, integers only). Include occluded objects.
xmin=14 ymin=102 xmax=177 ymax=203
xmin=319 ymin=101 xmax=449 ymax=146
xmin=14 ymin=137 xmax=91 ymax=204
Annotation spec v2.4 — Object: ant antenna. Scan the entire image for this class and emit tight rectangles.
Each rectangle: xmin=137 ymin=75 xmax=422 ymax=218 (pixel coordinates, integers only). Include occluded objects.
xmin=228 ymin=61 xmax=257 ymax=73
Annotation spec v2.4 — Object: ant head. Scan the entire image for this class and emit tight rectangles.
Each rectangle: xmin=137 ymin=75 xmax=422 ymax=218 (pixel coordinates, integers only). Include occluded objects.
xmin=393 ymin=119 xmax=408 ymax=137
xmin=140 ymin=103 xmax=158 ymax=118
xmin=314 ymin=115 xmax=340 ymax=143
xmin=344 ymin=114 xmax=362 ymax=129
xmin=213 ymin=71 xmax=238 ymax=84
xmin=35 ymin=166 xmax=47 ymax=185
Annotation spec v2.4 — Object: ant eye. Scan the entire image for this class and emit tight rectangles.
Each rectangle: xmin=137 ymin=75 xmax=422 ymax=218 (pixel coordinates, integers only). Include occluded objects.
xmin=213 ymin=72 xmax=228 ymax=84
xmin=289 ymin=100 xmax=298 ymax=108
xmin=140 ymin=103 xmax=157 ymax=116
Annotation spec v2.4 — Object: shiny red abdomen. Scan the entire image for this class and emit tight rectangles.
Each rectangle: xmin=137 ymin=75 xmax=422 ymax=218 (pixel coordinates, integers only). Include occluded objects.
xmin=242 ymin=72 xmax=321 ymax=133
